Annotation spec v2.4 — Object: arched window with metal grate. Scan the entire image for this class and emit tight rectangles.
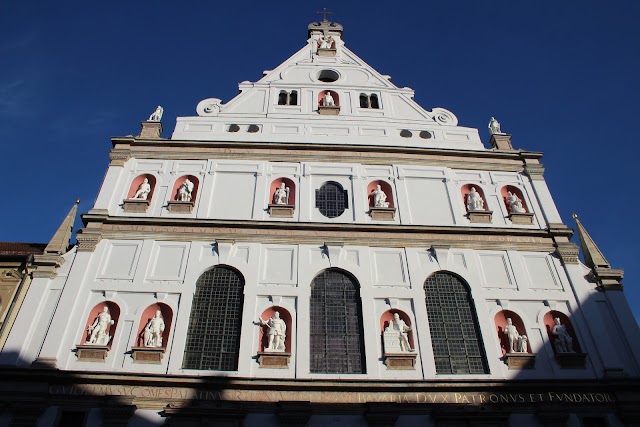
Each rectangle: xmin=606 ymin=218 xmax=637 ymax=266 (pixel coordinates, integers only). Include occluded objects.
xmin=423 ymin=272 xmax=489 ymax=374
xmin=182 ymin=266 xmax=245 ymax=371
xmin=310 ymin=269 xmax=366 ymax=374
xmin=315 ymin=182 xmax=348 ymax=218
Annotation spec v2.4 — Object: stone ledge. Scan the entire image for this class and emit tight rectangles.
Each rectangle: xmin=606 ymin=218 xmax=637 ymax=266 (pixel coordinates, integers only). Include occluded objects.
xmin=76 ymin=344 xmax=110 ymax=362
xmin=317 ymin=48 xmax=336 ymax=57
xmin=370 ymin=207 xmax=396 ymax=221
xmin=167 ymin=200 xmax=194 ymax=214
xmin=555 ymin=352 xmax=587 ymax=369
xmin=257 ymin=352 xmax=291 ymax=369
xmin=509 ymin=212 xmax=534 ymax=225
xmin=504 ymin=353 xmax=536 ymax=370
xmin=122 ymin=199 xmax=150 ymax=213
xmin=318 ymin=106 xmax=340 ymax=115
xmin=268 ymin=204 xmax=295 ymax=218
xmin=383 ymin=353 xmax=417 ymax=370
xmin=468 ymin=210 xmax=493 ymax=224
xmin=131 ymin=347 xmax=165 ymax=364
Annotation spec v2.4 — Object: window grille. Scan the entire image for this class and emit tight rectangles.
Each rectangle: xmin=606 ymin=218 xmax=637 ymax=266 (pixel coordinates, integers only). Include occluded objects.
xmin=423 ymin=272 xmax=488 ymax=374
xmin=316 ymin=182 xmax=348 ymax=218
xmin=182 ymin=266 xmax=244 ymax=371
xmin=310 ymin=269 xmax=366 ymax=374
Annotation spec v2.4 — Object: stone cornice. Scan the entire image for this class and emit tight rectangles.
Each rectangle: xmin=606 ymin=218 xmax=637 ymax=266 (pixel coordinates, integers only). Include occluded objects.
xmin=111 ymin=137 xmax=544 ymax=173
xmin=78 ymin=215 xmax=566 ymax=252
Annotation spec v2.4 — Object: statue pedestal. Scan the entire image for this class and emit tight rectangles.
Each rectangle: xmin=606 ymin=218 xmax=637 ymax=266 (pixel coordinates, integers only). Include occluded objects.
xmin=167 ymin=200 xmax=194 ymax=213
xmin=383 ymin=353 xmax=417 ymax=370
xmin=318 ymin=106 xmax=340 ymax=115
xmin=504 ymin=353 xmax=536 ymax=370
xmin=555 ymin=352 xmax=587 ymax=369
xmin=468 ymin=210 xmax=493 ymax=224
xmin=76 ymin=344 xmax=110 ymax=362
xmin=509 ymin=212 xmax=534 ymax=225
xmin=489 ymin=133 xmax=513 ymax=150
xmin=268 ymin=204 xmax=295 ymax=218
xmin=131 ymin=347 xmax=165 ymax=364
xmin=317 ymin=48 xmax=337 ymax=57
xmin=370 ymin=207 xmax=396 ymax=221
xmin=257 ymin=352 xmax=291 ymax=369
xmin=123 ymin=199 xmax=150 ymax=213
xmin=139 ymin=121 xmax=163 ymax=139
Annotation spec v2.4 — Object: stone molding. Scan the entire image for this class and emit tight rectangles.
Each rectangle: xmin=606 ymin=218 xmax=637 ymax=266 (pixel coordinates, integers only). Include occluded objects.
xmin=131 ymin=347 xmax=165 ymax=364
xmin=257 ymin=352 xmax=291 ymax=369
xmin=504 ymin=353 xmax=536 ymax=370
xmin=318 ymin=105 xmax=340 ymax=115
xmin=509 ymin=212 xmax=535 ymax=225
xmin=524 ymin=165 xmax=546 ymax=180
xmin=122 ymin=199 xmax=150 ymax=213
xmin=383 ymin=353 xmax=417 ymax=370
xmin=76 ymin=232 xmax=101 ymax=252
xmin=317 ymin=48 xmax=337 ymax=57
xmin=467 ymin=210 xmax=493 ymax=224
xmin=167 ymin=200 xmax=194 ymax=214
xmin=369 ymin=207 xmax=396 ymax=221
xmin=76 ymin=344 xmax=110 ymax=362
xmin=108 ymin=149 xmax=131 ymax=166
xmin=268 ymin=204 xmax=295 ymax=218
xmin=32 ymin=254 xmax=65 ymax=279
xmin=555 ymin=241 xmax=580 ymax=265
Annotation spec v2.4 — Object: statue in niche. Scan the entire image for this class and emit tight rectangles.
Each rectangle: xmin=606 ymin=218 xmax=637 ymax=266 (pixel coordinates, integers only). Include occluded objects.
xmin=273 ymin=182 xmax=290 ymax=205
xmin=260 ymin=311 xmax=287 ymax=352
xmin=466 ymin=187 xmax=484 ymax=211
xmin=488 ymin=116 xmax=504 ymax=135
xmin=552 ymin=317 xmax=574 ymax=353
xmin=506 ymin=191 xmax=526 ymax=213
xmin=319 ymin=35 xmax=334 ymax=49
xmin=370 ymin=184 xmax=390 ymax=208
xmin=149 ymin=105 xmax=164 ymax=122
xmin=132 ymin=178 xmax=152 ymax=200
xmin=384 ymin=313 xmax=415 ymax=353
xmin=322 ymin=91 xmax=336 ymax=107
xmin=143 ymin=310 xmax=166 ymax=348
xmin=87 ymin=306 xmax=115 ymax=346
xmin=177 ymin=178 xmax=194 ymax=202
xmin=503 ymin=318 xmax=528 ymax=353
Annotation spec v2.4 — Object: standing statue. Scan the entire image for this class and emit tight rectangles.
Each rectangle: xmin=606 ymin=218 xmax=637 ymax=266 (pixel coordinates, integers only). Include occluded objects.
xmin=149 ymin=105 xmax=164 ymax=122
xmin=319 ymin=35 xmax=334 ymax=49
xmin=504 ymin=318 xmax=520 ymax=353
xmin=370 ymin=184 xmax=389 ymax=208
xmin=260 ymin=311 xmax=287 ymax=352
xmin=488 ymin=117 xmax=504 ymax=135
xmin=132 ymin=178 xmax=152 ymax=200
xmin=273 ymin=182 xmax=290 ymax=205
xmin=391 ymin=313 xmax=414 ymax=352
xmin=143 ymin=310 xmax=166 ymax=348
xmin=552 ymin=317 xmax=574 ymax=353
xmin=506 ymin=191 xmax=526 ymax=213
xmin=322 ymin=91 xmax=336 ymax=107
xmin=87 ymin=307 xmax=115 ymax=346
xmin=177 ymin=178 xmax=194 ymax=202
xmin=466 ymin=187 xmax=484 ymax=211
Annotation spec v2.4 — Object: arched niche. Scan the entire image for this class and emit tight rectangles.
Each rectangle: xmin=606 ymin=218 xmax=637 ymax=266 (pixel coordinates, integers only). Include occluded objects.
xmin=501 ymin=185 xmax=528 ymax=213
xmin=269 ymin=177 xmax=296 ymax=206
xmin=82 ymin=301 xmax=120 ymax=348
xmin=318 ymin=90 xmax=339 ymax=107
xmin=494 ymin=310 xmax=529 ymax=355
xmin=126 ymin=174 xmax=156 ymax=201
xmin=461 ymin=184 xmax=487 ymax=212
xmin=544 ymin=310 xmax=582 ymax=354
xmin=170 ymin=175 xmax=199 ymax=203
xmin=135 ymin=303 xmax=173 ymax=348
xmin=367 ymin=180 xmax=394 ymax=209
xmin=258 ymin=306 xmax=292 ymax=353
xmin=380 ymin=309 xmax=415 ymax=350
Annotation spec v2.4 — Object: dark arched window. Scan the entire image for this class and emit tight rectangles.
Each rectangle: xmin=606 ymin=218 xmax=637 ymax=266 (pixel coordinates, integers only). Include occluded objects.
xmin=316 ymin=182 xmax=348 ymax=218
xmin=278 ymin=91 xmax=288 ymax=105
xmin=423 ymin=272 xmax=488 ymax=374
xmin=359 ymin=94 xmax=369 ymax=108
xmin=370 ymin=94 xmax=379 ymax=109
xmin=182 ymin=266 xmax=244 ymax=371
xmin=290 ymin=90 xmax=298 ymax=105
xmin=310 ymin=269 xmax=366 ymax=374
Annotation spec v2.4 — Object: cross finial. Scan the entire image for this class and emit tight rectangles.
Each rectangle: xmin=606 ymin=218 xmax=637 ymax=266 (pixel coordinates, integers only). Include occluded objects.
xmin=317 ymin=8 xmax=334 ymax=21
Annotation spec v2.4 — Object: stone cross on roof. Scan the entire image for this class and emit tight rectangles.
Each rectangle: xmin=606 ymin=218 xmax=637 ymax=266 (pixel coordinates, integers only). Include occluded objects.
xmin=317 ymin=8 xmax=334 ymax=22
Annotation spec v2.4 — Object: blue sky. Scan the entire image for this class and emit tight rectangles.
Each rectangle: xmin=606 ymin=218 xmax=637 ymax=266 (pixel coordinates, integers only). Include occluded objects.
xmin=1 ymin=2 xmax=639 ymax=320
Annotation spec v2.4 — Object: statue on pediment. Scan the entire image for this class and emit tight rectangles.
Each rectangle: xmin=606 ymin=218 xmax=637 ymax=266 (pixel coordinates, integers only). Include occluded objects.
xmin=273 ymin=182 xmax=290 ymax=205
xmin=260 ymin=311 xmax=287 ymax=352
xmin=371 ymin=185 xmax=389 ymax=208
xmin=149 ymin=105 xmax=164 ymax=122
xmin=319 ymin=35 xmax=334 ymax=49
xmin=177 ymin=178 xmax=194 ymax=202
xmin=132 ymin=178 xmax=152 ymax=200
xmin=87 ymin=307 xmax=115 ymax=346
xmin=322 ymin=91 xmax=336 ymax=107
xmin=552 ymin=317 xmax=574 ymax=353
xmin=466 ymin=187 xmax=484 ymax=211
xmin=384 ymin=313 xmax=415 ymax=353
xmin=488 ymin=117 xmax=504 ymax=135
xmin=143 ymin=310 xmax=166 ymax=348
xmin=506 ymin=191 xmax=526 ymax=213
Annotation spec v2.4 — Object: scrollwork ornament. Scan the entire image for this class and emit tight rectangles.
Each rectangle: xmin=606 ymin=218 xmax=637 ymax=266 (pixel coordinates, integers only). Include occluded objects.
xmin=431 ymin=108 xmax=458 ymax=126
xmin=196 ymin=98 xmax=223 ymax=117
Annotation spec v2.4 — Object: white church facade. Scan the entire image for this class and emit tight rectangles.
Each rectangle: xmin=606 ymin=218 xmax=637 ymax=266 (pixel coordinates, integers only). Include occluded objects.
xmin=1 ymin=17 xmax=639 ymax=427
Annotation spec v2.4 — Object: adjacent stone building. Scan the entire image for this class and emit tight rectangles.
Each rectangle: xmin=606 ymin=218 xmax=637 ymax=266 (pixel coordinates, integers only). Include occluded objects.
xmin=1 ymin=18 xmax=639 ymax=427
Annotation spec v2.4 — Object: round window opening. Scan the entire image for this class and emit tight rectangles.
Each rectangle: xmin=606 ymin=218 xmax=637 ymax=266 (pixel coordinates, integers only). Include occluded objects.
xmin=317 ymin=69 xmax=340 ymax=83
